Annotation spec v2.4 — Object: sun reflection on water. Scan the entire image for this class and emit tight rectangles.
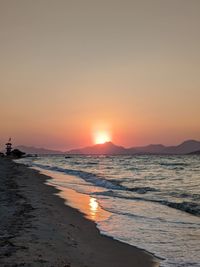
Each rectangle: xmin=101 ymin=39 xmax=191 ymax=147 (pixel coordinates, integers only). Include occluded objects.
xmin=89 ymin=197 xmax=98 ymax=220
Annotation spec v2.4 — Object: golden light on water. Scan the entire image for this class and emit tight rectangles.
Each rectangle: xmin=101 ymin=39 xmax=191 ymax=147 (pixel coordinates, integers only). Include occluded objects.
xmin=94 ymin=131 xmax=111 ymax=144
xmin=89 ymin=197 xmax=99 ymax=219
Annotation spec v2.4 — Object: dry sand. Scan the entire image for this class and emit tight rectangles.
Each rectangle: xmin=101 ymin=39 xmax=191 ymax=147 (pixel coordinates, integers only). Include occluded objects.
xmin=0 ymin=158 xmax=159 ymax=267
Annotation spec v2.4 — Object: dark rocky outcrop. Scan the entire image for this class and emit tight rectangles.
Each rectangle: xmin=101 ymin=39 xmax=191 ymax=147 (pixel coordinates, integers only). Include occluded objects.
xmin=11 ymin=149 xmax=26 ymax=158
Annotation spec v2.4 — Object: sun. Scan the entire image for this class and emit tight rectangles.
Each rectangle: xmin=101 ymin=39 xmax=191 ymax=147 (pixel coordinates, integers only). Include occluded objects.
xmin=94 ymin=131 xmax=111 ymax=144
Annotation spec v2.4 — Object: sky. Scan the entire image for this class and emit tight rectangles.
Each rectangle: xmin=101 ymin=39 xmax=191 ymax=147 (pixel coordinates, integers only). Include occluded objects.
xmin=0 ymin=0 xmax=200 ymax=150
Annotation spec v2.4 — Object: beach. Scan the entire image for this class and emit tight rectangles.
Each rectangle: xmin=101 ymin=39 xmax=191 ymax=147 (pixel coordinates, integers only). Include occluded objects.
xmin=0 ymin=158 xmax=158 ymax=267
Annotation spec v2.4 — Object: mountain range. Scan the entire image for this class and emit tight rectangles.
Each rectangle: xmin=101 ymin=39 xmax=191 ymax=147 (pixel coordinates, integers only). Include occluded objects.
xmin=66 ymin=140 xmax=200 ymax=155
xmin=16 ymin=139 xmax=200 ymax=155
xmin=15 ymin=145 xmax=62 ymax=155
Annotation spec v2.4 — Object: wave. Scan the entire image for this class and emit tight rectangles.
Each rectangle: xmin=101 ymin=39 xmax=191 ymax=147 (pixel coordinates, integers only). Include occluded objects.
xmin=29 ymin=162 xmax=200 ymax=216
xmin=162 ymin=201 xmax=200 ymax=216
xmin=32 ymin=163 xmax=123 ymax=190
xmin=96 ymin=200 xmax=200 ymax=226
xmin=160 ymin=162 xmax=189 ymax=167
xmin=169 ymin=191 xmax=200 ymax=201
xmin=33 ymin=163 xmax=159 ymax=195
xmin=93 ymin=190 xmax=200 ymax=216
xmin=128 ymin=187 xmax=158 ymax=194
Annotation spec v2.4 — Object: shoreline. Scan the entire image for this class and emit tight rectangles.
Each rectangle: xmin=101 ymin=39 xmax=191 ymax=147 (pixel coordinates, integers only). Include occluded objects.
xmin=0 ymin=158 xmax=159 ymax=267
xmin=38 ymin=168 xmax=161 ymax=260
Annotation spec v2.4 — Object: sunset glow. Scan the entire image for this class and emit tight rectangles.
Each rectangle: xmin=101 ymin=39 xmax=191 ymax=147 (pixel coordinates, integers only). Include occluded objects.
xmin=0 ymin=1 xmax=199 ymax=151
xmin=94 ymin=131 xmax=111 ymax=144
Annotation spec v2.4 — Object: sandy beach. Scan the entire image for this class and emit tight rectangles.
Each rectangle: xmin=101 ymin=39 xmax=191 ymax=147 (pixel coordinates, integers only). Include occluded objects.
xmin=0 ymin=158 xmax=159 ymax=267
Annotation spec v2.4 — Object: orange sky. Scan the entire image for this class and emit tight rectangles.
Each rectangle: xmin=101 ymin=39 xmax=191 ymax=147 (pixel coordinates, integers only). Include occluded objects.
xmin=0 ymin=0 xmax=200 ymax=150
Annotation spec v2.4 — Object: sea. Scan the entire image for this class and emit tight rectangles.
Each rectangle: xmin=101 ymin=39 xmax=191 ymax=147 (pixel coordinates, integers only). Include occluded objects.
xmin=16 ymin=155 xmax=200 ymax=267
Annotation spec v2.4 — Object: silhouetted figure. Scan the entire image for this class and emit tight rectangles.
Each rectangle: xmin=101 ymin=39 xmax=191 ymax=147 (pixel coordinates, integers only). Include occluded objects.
xmin=5 ymin=138 xmax=12 ymax=156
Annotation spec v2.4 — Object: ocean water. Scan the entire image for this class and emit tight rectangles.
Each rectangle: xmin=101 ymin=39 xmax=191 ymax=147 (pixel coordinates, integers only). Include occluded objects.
xmin=17 ymin=155 xmax=200 ymax=267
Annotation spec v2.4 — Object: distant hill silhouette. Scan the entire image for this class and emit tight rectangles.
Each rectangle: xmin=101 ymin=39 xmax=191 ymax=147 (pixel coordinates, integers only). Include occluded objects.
xmin=188 ymin=150 xmax=200 ymax=155
xmin=66 ymin=140 xmax=200 ymax=155
xmin=65 ymin=142 xmax=127 ymax=155
xmin=16 ymin=139 xmax=200 ymax=155
xmin=161 ymin=140 xmax=200 ymax=154
xmin=16 ymin=146 xmax=63 ymax=155
xmin=127 ymin=144 xmax=166 ymax=154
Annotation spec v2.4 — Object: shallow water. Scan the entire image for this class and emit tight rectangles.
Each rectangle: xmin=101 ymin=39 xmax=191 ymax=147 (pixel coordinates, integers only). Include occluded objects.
xmin=17 ymin=155 xmax=200 ymax=267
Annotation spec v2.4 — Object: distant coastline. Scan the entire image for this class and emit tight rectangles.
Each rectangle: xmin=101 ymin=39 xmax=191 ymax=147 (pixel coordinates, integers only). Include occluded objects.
xmin=14 ymin=139 xmax=200 ymax=155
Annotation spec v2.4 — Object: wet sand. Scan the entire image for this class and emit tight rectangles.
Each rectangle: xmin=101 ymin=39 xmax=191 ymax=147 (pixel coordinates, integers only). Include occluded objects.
xmin=0 ymin=158 xmax=159 ymax=267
